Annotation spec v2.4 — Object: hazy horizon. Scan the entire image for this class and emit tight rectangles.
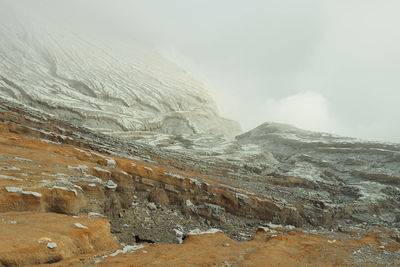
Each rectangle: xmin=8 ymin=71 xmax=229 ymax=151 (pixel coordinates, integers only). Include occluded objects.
xmin=2 ymin=0 xmax=400 ymax=142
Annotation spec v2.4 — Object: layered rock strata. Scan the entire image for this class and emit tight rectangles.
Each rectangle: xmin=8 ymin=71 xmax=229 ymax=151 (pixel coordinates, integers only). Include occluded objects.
xmin=0 ymin=98 xmax=399 ymax=266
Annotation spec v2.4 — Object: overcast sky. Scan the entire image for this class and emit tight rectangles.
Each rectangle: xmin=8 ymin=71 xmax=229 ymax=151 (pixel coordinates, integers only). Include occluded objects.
xmin=5 ymin=0 xmax=400 ymax=142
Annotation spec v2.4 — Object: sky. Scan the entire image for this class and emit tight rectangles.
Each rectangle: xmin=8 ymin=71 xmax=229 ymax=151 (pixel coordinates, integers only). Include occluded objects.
xmin=4 ymin=0 xmax=400 ymax=142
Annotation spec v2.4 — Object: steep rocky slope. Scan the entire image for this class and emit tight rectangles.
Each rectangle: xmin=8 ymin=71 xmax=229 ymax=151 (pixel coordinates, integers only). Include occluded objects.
xmin=0 ymin=2 xmax=399 ymax=265
xmin=109 ymin=122 xmax=400 ymax=230
xmin=0 ymin=97 xmax=399 ymax=266
xmin=0 ymin=4 xmax=240 ymax=137
xmin=237 ymin=122 xmax=400 ymax=226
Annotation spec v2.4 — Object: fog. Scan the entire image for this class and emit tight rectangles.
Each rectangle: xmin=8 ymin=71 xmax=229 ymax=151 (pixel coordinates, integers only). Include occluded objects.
xmin=3 ymin=0 xmax=400 ymax=142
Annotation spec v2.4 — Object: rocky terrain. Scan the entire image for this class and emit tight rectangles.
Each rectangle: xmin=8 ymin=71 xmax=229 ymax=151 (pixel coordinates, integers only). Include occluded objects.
xmin=102 ymin=123 xmax=400 ymax=230
xmin=0 ymin=2 xmax=399 ymax=265
xmin=0 ymin=97 xmax=399 ymax=266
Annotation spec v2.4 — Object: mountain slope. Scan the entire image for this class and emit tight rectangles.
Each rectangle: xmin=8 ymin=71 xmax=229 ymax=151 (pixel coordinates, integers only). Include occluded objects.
xmin=0 ymin=5 xmax=240 ymax=137
xmin=1 ymin=3 xmax=398 ymax=229
xmin=0 ymin=94 xmax=399 ymax=266
xmin=236 ymin=122 xmax=400 ymax=225
xmin=122 ymin=121 xmax=400 ymax=228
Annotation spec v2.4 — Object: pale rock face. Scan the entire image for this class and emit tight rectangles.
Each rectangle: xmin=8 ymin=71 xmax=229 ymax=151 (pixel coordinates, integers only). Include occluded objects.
xmin=236 ymin=121 xmax=400 ymax=187
xmin=122 ymin=120 xmax=400 ymax=228
xmin=1 ymin=2 xmax=399 ymax=232
xmin=0 ymin=5 xmax=241 ymax=137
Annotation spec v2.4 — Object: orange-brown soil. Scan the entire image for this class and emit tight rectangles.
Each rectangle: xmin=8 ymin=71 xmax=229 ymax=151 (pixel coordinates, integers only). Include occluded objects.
xmin=96 ymin=229 xmax=400 ymax=267
xmin=0 ymin=212 xmax=119 ymax=266
xmin=0 ymin=103 xmax=399 ymax=266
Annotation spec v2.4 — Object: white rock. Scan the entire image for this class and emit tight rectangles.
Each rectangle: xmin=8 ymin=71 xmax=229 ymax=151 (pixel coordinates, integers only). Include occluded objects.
xmin=0 ymin=174 xmax=23 ymax=181
xmin=266 ymin=223 xmax=284 ymax=229
xmin=106 ymin=180 xmax=118 ymax=189
xmin=185 ymin=199 xmax=196 ymax=212
xmin=47 ymin=242 xmax=57 ymax=249
xmin=174 ymin=228 xmax=184 ymax=244
xmin=67 ymin=165 xmax=88 ymax=171
xmin=94 ymin=167 xmax=110 ymax=173
xmin=21 ymin=191 xmax=42 ymax=198
xmin=88 ymin=212 xmax=105 ymax=217
xmin=285 ymin=225 xmax=296 ymax=230
xmin=73 ymin=184 xmax=83 ymax=191
xmin=106 ymin=158 xmax=116 ymax=168
xmin=5 ymin=187 xmax=22 ymax=193
xmin=188 ymin=228 xmax=222 ymax=235
xmin=109 ymin=245 xmax=145 ymax=257
xmin=147 ymin=202 xmax=157 ymax=210
xmin=94 ymin=245 xmax=145 ymax=263
xmin=74 ymin=223 xmax=88 ymax=229
xmin=186 ymin=199 xmax=194 ymax=207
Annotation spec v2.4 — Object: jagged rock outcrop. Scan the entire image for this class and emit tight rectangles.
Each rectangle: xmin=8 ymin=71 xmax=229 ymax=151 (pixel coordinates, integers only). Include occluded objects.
xmin=0 ymin=99 xmax=304 ymax=231
xmin=2 ymin=97 xmax=399 ymax=230
xmin=0 ymin=95 xmax=399 ymax=266
xmin=0 ymin=5 xmax=398 ymax=230
xmin=236 ymin=122 xmax=400 ymax=226
xmin=107 ymin=121 xmax=400 ymax=230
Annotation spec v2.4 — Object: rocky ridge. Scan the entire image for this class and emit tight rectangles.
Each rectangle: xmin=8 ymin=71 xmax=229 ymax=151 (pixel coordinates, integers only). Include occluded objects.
xmin=1 ymin=1 xmax=398 ymax=232
xmin=1 ymin=97 xmax=399 ymax=266
xmin=100 ymin=122 xmax=400 ymax=230
xmin=0 ymin=2 xmax=399 ymax=265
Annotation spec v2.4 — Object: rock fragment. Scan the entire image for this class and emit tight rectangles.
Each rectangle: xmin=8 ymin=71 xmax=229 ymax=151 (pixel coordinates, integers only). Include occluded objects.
xmin=74 ymin=223 xmax=89 ymax=229
xmin=147 ymin=202 xmax=157 ymax=211
xmin=47 ymin=242 xmax=57 ymax=249
xmin=5 ymin=187 xmax=22 ymax=193
xmin=106 ymin=180 xmax=118 ymax=189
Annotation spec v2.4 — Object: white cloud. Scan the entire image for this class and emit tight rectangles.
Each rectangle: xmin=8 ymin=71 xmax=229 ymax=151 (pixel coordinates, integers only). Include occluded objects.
xmin=260 ymin=91 xmax=343 ymax=134
xmin=2 ymin=0 xmax=399 ymax=142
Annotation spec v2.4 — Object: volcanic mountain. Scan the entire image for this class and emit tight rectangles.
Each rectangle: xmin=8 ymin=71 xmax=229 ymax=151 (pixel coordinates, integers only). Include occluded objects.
xmin=0 ymin=3 xmax=399 ymax=266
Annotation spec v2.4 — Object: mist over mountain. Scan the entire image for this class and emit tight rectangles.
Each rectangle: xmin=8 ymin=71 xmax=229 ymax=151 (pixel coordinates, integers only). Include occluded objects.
xmin=2 ymin=0 xmax=400 ymax=142
xmin=0 ymin=1 xmax=399 ymax=266
xmin=0 ymin=2 xmax=241 ymax=137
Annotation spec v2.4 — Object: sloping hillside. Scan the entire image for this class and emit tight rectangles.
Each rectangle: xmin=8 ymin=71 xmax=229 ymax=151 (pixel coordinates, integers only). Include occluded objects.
xmin=1 ymin=98 xmax=399 ymax=266
xmin=0 ymin=4 xmax=240 ymax=136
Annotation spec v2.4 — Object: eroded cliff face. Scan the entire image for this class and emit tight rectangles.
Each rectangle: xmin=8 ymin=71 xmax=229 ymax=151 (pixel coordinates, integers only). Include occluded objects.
xmin=0 ymin=98 xmax=399 ymax=266
xmin=103 ymin=122 xmax=400 ymax=230
xmin=236 ymin=122 xmax=400 ymax=226
xmin=0 ymin=4 xmax=399 ymax=266
xmin=0 ymin=5 xmax=241 ymax=137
